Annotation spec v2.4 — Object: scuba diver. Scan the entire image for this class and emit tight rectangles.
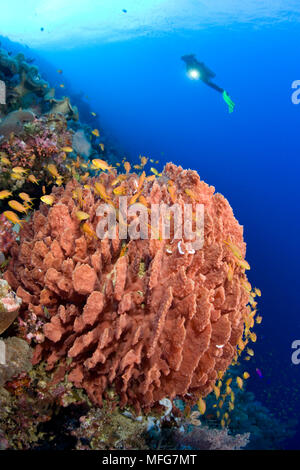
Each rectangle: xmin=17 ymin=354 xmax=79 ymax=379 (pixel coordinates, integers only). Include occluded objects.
xmin=181 ymin=54 xmax=235 ymax=113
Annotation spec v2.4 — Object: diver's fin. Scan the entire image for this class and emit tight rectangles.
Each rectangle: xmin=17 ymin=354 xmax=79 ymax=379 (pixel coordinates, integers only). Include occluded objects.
xmin=223 ymin=90 xmax=235 ymax=113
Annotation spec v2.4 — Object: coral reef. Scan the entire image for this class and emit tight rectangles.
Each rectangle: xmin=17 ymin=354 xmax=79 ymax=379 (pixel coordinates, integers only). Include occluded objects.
xmin=0 ymin=47 xmax=78 ymax=120
xmin=0 ymin=279 xmax=22 ymax=334
xmin=72 ymin=402 xmax=148 ymax=450
xmin=5 ymin=162 xmax=253 ymax=413
xmin=0 ymin=113 xmax=85 ymax=194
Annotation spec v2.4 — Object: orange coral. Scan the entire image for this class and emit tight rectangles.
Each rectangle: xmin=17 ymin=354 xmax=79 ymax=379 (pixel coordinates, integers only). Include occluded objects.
xmin=4 ymin=163 xmax=251 ymax=413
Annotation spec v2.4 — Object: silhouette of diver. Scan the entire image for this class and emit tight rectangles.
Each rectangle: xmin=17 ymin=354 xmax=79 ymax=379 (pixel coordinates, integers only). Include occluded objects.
xmin=181 ymin=54 xmax=235 ymax=113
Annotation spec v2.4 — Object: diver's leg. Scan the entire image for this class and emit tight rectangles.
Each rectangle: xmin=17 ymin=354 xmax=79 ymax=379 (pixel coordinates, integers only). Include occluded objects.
xmin=205 ymin=81 xmax=224 ymax=93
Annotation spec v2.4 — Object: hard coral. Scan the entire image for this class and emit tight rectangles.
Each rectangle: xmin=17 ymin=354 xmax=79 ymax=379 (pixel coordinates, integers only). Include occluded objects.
xmin=5 ymin=163 xmax=251 ymax=413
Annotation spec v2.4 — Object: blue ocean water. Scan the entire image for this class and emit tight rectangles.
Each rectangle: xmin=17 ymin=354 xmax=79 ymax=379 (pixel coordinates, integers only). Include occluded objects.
xmin=1 ymin=1 xmax=300 ymax=449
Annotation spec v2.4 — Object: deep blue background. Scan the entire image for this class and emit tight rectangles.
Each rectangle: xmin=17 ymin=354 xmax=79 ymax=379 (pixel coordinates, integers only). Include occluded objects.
xmin=2 ymin=20 xmax=300 ymax=447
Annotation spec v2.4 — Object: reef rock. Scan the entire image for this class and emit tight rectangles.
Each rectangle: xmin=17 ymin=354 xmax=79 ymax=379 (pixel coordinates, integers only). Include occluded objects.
xmin=0 ymin=279 xmax=22 ymax=335
xmin=0 ymin=337 xmax=32 ymax=387
xmin=48 ymin=97 xmax=79 ymax=121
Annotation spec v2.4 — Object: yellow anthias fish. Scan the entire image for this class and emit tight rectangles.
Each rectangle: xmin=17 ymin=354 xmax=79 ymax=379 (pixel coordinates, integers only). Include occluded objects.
xmin=0 ymin=155 xmax=11 ymax=165
xmin=59 ymin=84 xmax=65 ymax=88
xmin=0 ymin=190 xmax=12 ymax=200
xmin=8 ymin=200 xmax=28 ymax=214
xmin=72 ymin=187 xmax=84 ymax=207
xmin=243 ymin=372 xmax=250 ymax=379
xmin=12 ymin=166 xmax=29 ymax=175
xmin=242 ymin=280 xmax=252 ymax=292
xmin=227 ymin=263 xmax=234 ymax=281
xmin=255 ymin=287 xmax=262 ymax=297
xmin=92 ymin=129 xmax=100 ymax=137
xmin=213 ymin=386 xmax=220 ymax=399
xmin=76 ymin=211 xmax=90 ymax=221
xmin=19 ymin=193 xmax=34 ymax=205
xmin=99 ymin=143 xmax=105 ymax=152
xmin=197 ymin=397 xmax=206 ymax=415
xmin=47 ymin=164 xmax=60 ymax=179
xmin=236 ymin=376 xmax=243 ymax=390
xmin=61 ymin=146 xmax=73 ymax=153
xmin=3 ymin=211 xmax=23 ymax=227
xmin=81 ymin=221 xmax=98 ymax=239
xmin=113 ymin=185 xmax=127 ymax=196
xmin=28 ymin=174 xmax=39 ymax=185
xmin=150 ymin=167 xmax=159 ymax=176
xmin=40 ymin=195 xmax=54 ymax=206
xmin=228 ymin=402 xmax=234 ymax=411
xmin=11 ymin=173 xmax=23 ymax=180
xmin=119 ymin=243 xmax=128 ymax=258
xmin=124 ymin=161 xmax=131 ymax=173
xmin=140 ymin=156 xmax=148 ymax=167
xmin=256 ymin=315 xmax=262 ymax=324
xmin=91 ymin=112 xmax=97 ymax=117
xmin=138 ymin=195 xmax=148 ymax=207
xmin=129 ymin=191 xmax=142 ymax=206
xmin=94 ymin=182 xmax=111 ymax=202
xmin=236 ymin=258 xmax=251 ymax=270
xmin=246 ymin=347 xmax=254 ymax=356
xmin=167 ymin=182 xmax=176 ymax=203
xmin=92 ymin=159 xmax=114 ymax=173
xmin=250 ymin=332 xmax=257 ymax=343
xmin=223 ymin=240 xmax=243 ymax=260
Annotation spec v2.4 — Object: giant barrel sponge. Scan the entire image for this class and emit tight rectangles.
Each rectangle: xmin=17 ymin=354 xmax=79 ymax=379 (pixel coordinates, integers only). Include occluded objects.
xmin=4 ymin=163 xmax=253 ymax=413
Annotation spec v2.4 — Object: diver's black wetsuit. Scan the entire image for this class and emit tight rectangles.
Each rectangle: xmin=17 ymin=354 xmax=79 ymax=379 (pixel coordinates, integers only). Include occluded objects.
xmin=181 ymin=54 xmax=224 ymax=93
